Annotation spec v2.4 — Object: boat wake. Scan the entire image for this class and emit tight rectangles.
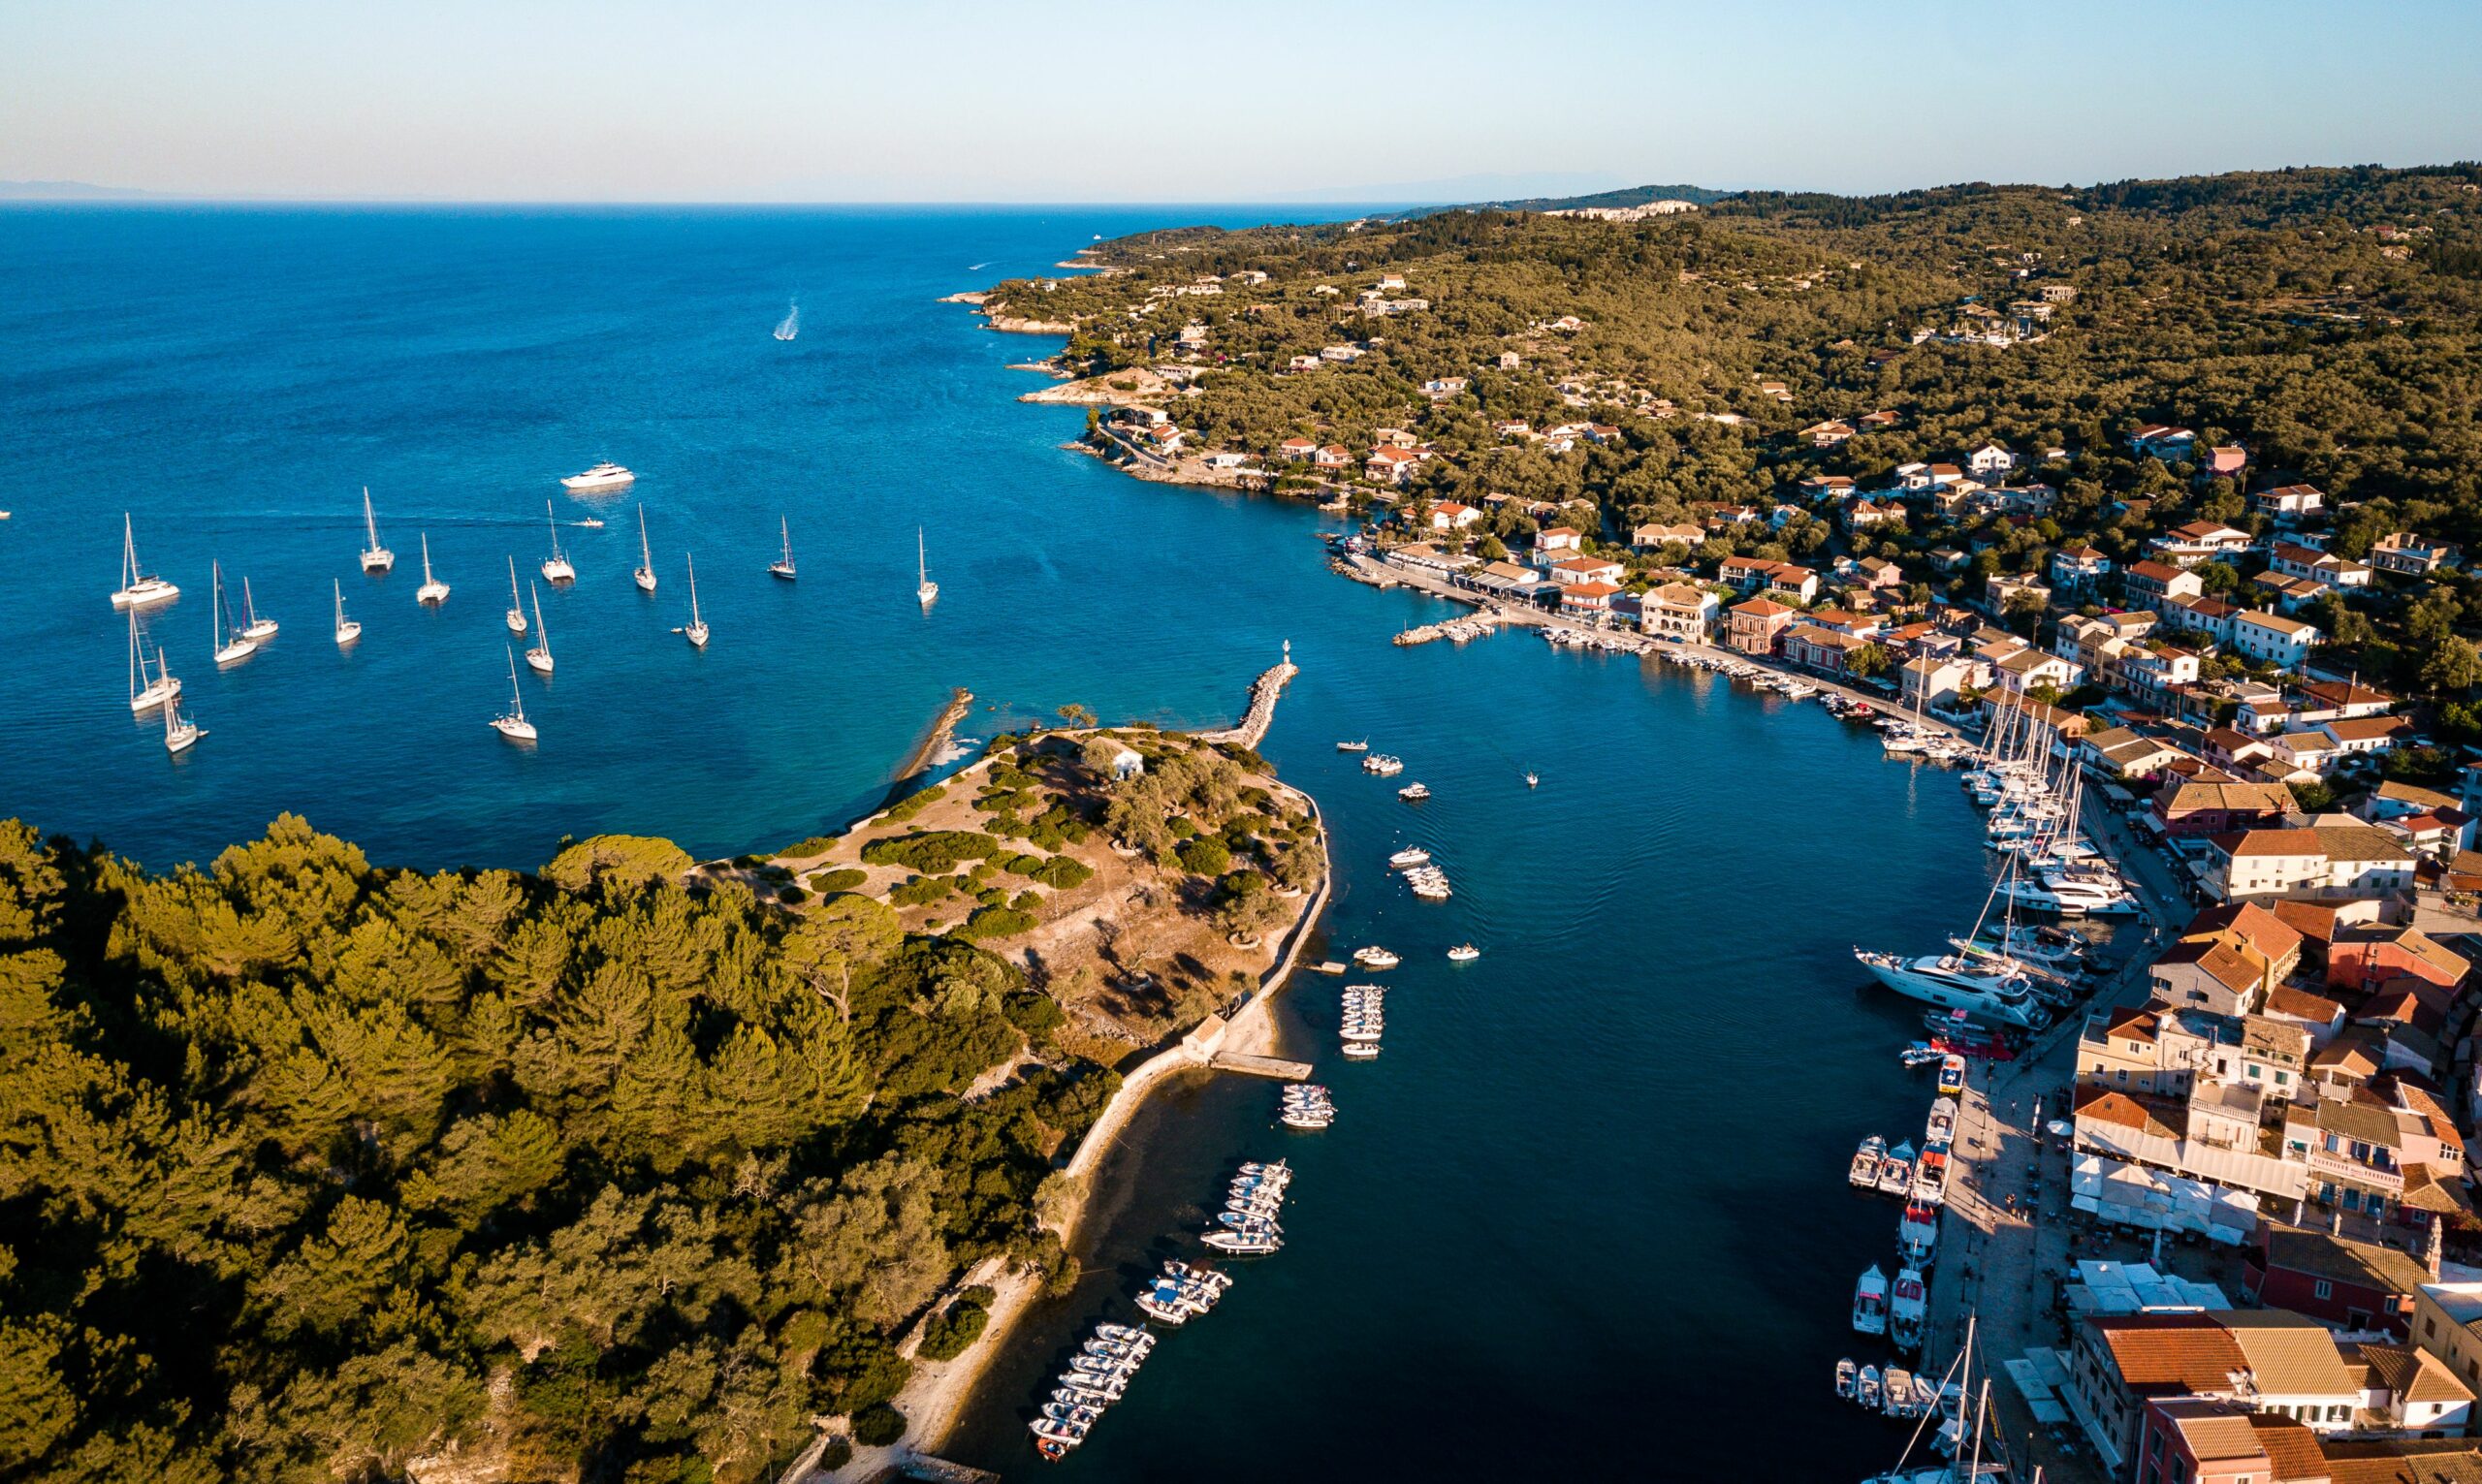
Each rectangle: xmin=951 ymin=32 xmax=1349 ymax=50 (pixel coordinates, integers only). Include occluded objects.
xmin=773 ymin=298 xmax=799 ymax=341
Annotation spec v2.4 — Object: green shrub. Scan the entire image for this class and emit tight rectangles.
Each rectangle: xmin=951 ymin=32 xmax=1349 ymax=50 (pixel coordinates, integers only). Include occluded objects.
xmin=915 ymin=1299 xmax=991 ymax=1362
xmin=779 ymin=886 xmax=808 ymax=904
xmin=733 ymin=854 xmax=765 ymax=868
xmin=851 ymin=1403 xmax=907 ymax=1447
xmin=1010 ymin=890 xmax=1042 ymax=912
xmin=819 ymin=1439 xmax=853 ymax=1472
xmin=1175 ymin=837 xmax=1231 ymax=875
xmin=862 ymin=831 xmax=1002 ymax=873
xmin=880 ymin=783 xmax=948 ymax=824
xmin=957 ymin=905 xmax=1037 ymax=941
xmin=809 ymin=868 xmax=867 ymax=894
xmin=1168 ymin=817 xmax=1197 ymax=840
xmin=891 ymin=876 xmax=953 ymax=907
xmin=1032 ymin=857 xmax=1093 ymax=890
xmin=1217 ymin=869 xmax=1264 ymax=900
xmin=783 ymin=834 xmax=842 ymax=857
xmin=1005 ymin=994 xmax=1066 ymax=1036
xmin=1001 ymin=852 xmax=1044 ymax=877
xmin=975 ymin=887 xmax=1008 ymax=907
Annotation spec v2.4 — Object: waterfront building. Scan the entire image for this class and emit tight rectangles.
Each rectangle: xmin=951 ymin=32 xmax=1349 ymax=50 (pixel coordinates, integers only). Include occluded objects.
xmin=2206 ymin=828 xmax=2416 ymax=904
xmin=1723 ymin=596 xmax=1797 ymax=655
xmin=2245 ymin=1221 xmax=2437 ymax=1337
xmin=1899 ymin=655 xmax=1970 ymax=713
xmin=1780 ymin=623 xmax=1868 ymax=676
xmin=2154 ymin=778 xmax=2297 ymax=838
xmin=1639 ymin=583 xmax=1717 ymax=643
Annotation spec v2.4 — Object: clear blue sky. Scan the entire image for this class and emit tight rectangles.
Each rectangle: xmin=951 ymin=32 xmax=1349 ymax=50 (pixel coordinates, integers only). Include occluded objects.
xmin=6 ymin=0 xmax=2478 ymax=202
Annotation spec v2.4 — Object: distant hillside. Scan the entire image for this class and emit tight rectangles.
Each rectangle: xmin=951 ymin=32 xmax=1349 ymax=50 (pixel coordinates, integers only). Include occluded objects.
xmin=0 ymin=179 xmax=166 ymax=201
xmin=1468 ymin=182 xmax=1736 ymax=212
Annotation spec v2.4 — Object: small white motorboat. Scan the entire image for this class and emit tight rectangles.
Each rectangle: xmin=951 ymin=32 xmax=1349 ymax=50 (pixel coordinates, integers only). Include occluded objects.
xmin=1447 ymin=943 xmax=1480 ymax=962
xmin=1339 ymin=1041 xmax=1380 ymax=1059
xmin=1388 ymin=846 xmax=1431 ymax=868
xmin=1337 ymin=739 xmax=1369 ymax=752
xmin=1352 ymin=947 xmax=1399 ymax=968
xmin=1836 ymin=1358 xmax=1858 ymax=1400
xmin=1397 ymin=782 xmax=1430 ymax=801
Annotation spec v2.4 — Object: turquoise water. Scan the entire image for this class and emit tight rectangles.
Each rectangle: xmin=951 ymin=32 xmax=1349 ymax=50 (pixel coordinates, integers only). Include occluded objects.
xmin=2 ymin=207 xmax=2001 ymax=1479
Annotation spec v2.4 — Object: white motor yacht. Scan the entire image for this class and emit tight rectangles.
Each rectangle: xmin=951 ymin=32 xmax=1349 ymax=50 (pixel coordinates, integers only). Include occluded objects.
xmin=359 ymin=488 xmax=394 ymax=572
xmin=416 ymin=533 xmax=450 ymax=605
xmin=540 ymin=502 xmax=575 ymax=583
xmin=333 ymin=580 xmax=361 ymax=647
xmin=112 ymin=514 xmax=180 ymax=609
xmin=561 ymin=461 xmax=634 ymax=492
xmin=1389 ymin=847 xmax=1432 ymax=868
xmin=1856 ymin=948 xmax=2049 ymax=1028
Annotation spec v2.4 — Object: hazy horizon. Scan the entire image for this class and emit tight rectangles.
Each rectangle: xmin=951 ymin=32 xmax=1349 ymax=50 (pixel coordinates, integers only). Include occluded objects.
xmin=7 ymin=1 xmax=2479 ymax=204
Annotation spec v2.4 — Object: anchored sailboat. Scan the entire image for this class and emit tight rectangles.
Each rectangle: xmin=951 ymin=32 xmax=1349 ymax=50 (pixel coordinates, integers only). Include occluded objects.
xmin=505 ymin=556 xmax=527 ymax=634
xmin=491 ymin=647 xmax=536 ymax=742
xmin=360 ymin=488 xmax=395 ymax=572
xmin=128 ymin=607 xmax=179 ymax=711
xmin=416 ymin=534 xmax=450 ymax=605
xmin=112 ymin=514 xmax=179 ymax=609
xmin=682 ymin=553 xmax=710 ymax=648
xmin=769 ymin=518 xmax=796 ymax=580
xmin=632 ymin=505 xmax=656 ymax=592
xmin=525 ymin=583 xmax=554 ymax=675
xmin=916 ymin=527 xmax=938 ymax=607
xmin=239 ymin=577 xmax=277 ymax=641
xmin=334 ymin=580 xmax=361 ymax=647
xmin=541 ymin=501 xmax=574 ymax=583
xmin=162 ymin=691 xmax=203 ymax=754
xmin=210 ymin=563 xmax=257 ymax=666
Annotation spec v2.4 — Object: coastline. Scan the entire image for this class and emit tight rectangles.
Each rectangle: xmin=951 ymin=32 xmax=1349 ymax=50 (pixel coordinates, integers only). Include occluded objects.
xmin=821 ymin=679 xmax=1332 ymax=1482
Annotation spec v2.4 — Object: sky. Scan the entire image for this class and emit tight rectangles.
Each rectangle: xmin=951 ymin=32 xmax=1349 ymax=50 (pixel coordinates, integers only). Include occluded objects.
xmin=5 ymin=0 xmax=2480 ymax=203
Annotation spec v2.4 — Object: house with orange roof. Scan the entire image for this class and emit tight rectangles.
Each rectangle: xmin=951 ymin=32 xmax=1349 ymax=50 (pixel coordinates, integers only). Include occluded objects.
xmin=1724 ymin=596 xmax=1798 ymax=655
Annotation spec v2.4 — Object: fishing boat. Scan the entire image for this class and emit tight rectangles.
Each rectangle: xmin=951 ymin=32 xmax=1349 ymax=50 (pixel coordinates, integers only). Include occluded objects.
xmin=1389 ymin=847 xmax=1432 ymax=868
xmin=1937 ymin=1055 xmax=1967 ymax=1098
xmin=128 ymin=608 xmax=179 ymax=711
xmin=237 ymin=578 xmax=277 ymax=642
xmin=769 ymin=518 xmax=796 ymax=580
xmin=1397 ymin=782 xmax=1430 ymax=802
xmin=209 ymin=563 xmax=257 ymax=666
xmin=561 ymin=461 xmax=634 ymax=492
xmin=632 ymin=506 xmax=657 ymax=592
xmin=1835 ymin=1359 xmax=1858 ymax=1400
xmin=774 ymin=298 xmax=800 ymax=341
xmin=1889 ymin=1269 xmax=1927 ymax=1350
xmin=1849 ymin=1135 xmax=1888 ymax=1189
xmin=112 ymin=514 xmax=180 ymax=609
xmin=1852 ymin=1264 xmax=1889 ymax=1336
xmin=525 ymin=584 xmax=554 ymax=675
xmin=416 ymin=534 xmax=450 ymax=605
xmin=682 ymin=553 xmax=710 ymax=648
xmin=1876 ymin=1139 xmax=1916 ymax=1197
xmin=916 ymin=526 xmax=937 ymax=606
xmin=359 ymin=488 xmax=394 ymax=573
xmin=1337 ymin=739 xmax=1369 ymax=752
xmin=540 ymin=502 xmax=575 ymax=583
xmin=1447 ymin=943 xmax=1480 ymax=962
xmin=491 ymin=648 xmax=536 ymax=742
xmin=1352 ymin=946 xmax=1399 ymax=968
xmin=333 ymin=581 xmax=361 ymax=647
xmin=161 ymin=692 xmax=203 ymax=754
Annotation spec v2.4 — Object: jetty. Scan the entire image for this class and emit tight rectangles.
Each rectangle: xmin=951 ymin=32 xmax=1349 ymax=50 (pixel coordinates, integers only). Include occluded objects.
xmin=1207 ymin=1051 xmax=1315 ymax=1081
xmin=1197 ymin=646 xmax=1296 ymax=749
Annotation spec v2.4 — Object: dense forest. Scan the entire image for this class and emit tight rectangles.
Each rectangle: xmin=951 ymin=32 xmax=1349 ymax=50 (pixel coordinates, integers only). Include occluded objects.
xmin=0 ymin=816 xmax=1109 ymax=1482
xmin=985 ymin=165 xmax=2482 ymax=704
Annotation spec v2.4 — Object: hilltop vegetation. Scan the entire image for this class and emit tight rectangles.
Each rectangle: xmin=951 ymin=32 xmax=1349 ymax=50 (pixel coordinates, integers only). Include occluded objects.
xmin=0 ymin=813 xmax=1111 ymax=1482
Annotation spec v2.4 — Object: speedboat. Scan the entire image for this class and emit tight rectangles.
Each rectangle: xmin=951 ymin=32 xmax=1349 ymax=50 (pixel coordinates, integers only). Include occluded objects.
xmin=1389 ymin=847 xmax=1432 ymax=868
xmin=1877 ymin=1140 xmax=1916 ymax=1197
xmin=1029 ymin=1416 xmax=1089 ymax=1447
xmin=1095 ymin=1323 xmax=1149 ymax=1344
xmin=1338 ymin=1024 xmax=1384 ymax=1043
xmin=1397 ymin=782 xmax=1430 ymax=801
xmin=1202 ymin=1228 xmax=1282 ymax=1254
xmin=1043 ymin=1403 xmax=1103 ymax=1429
xmin=1937 ymin=1055 xmax=1967 ymax=1098
xmin=561 ymin=461 xmax=634 ymax=492
xmin=1352 ymin=947 xmax=1399 ymax=968
xmin=1836 ymin=1358 xmax=1858 ymax=1400
xmin=1858 ymin=1365 xmax=1882 ymax=1411
xmin=1849 ymin=1135 xmax=1887 ymax=1189
xmin=1925 ymin=1096 xmax=1958 ymax=1147
xmin=1899 ymin=1044 xmax=1944 ymax=1069
xmin=1363 ymin=754 xmax=1404 ymax=775
xmin=1855 ymin=948 xmax=2049 ymax=1029
xmin=1340 ymin=1041 xmax=1380 ymax=1059
xmin=1853 ymin=1264 xmax=1889 ymax=1336
xmin=1447 ymin=943 xmax=1480 ymax=962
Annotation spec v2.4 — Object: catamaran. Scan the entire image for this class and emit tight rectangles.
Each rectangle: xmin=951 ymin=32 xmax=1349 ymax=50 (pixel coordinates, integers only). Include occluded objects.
xmin=359 ymin=488 xmax=394 ymax=572
xmin=238 ymin=578 xmax=277 ymax=641
xmin=540 ymin=502 xmax=574 ymax=583
xmin=773 ymin=299 xmax=799 ymax=341
xmin=560 ymin=461 xmax=633 ymax=492
xmin=505 ymin=556 xmax=527 ymax=634
xmin=161 ymin=691 xmax=203 ymax=754
xmin=682 ymin=553 xmax=710 ymax=648
xmin=333 ymin=580 xmax=361 ymax=647
xmin=128 ymin=608 xmax=179 ymax=711
xmin=525 ymin=583 xmax=554 ymax=675
xmin=209 ymin=563 xmax=257 ymax=666
xmin=769 ymin=518 xmax=796 ymax=580
xmin=491 ymin=647 xmax=536 ymax=742
xmin=112 ymin=514 xmax=179 ymax=609
xmin=632 ymin=506 xmax=656 ymax=592
xmin=916 ymin=527 xmax=938 ymax=606
xmin=416 ymin=534 xmax=450 ymax=605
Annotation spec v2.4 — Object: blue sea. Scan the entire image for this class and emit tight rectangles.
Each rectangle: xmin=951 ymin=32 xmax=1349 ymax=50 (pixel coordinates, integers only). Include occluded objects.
xmin=0 ymin=205 xmax=2009 ymax=1480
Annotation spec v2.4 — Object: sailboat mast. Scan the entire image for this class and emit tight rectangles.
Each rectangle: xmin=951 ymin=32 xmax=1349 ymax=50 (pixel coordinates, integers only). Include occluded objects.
xmin=123 ymin=514 xmax=137 ymax=588
xmin=688 ymin=554 xmax=701 ymax=623
xmin=918 ymin=526 xmax=927 ymax=584
xmin=128 ymin=606 xmax=140 ymax=698
xmin=638 ymin=506 xmax=651 ymax=568
xmin=530 ymin=584 xmax=547 ymax=651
